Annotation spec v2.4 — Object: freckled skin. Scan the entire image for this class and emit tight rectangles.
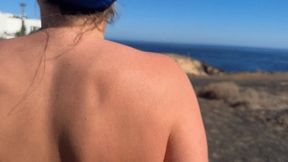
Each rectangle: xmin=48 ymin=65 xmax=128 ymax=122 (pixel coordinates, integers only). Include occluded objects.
xmin=0 ymin=30 xmax=208 ymax=162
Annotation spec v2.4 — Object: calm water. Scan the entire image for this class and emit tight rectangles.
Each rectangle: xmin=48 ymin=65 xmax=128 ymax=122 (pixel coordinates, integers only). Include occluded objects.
xmin=114 ymin=40 xmax=288 ymax=72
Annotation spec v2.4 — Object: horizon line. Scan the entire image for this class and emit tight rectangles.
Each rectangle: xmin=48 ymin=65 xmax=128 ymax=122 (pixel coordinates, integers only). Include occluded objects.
xmin=109 ymin=38 xmax=288 ymax=51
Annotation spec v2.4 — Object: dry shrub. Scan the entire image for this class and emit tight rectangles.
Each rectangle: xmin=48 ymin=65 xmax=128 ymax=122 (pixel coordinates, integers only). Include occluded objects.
xmin=266 ymin=110 xmax=288 ymax=128
xmin=197 ymin=82 xmax=240 ymax=101
xmin=197 ymin=82 xmax=267 ymax=109
xmin=238 ymin=89 xmax=262 ymax=109
xmin=198 ymin=81 xmax=286 ymax=110
xmin=276 ymin=110 xmax=288 ymax=128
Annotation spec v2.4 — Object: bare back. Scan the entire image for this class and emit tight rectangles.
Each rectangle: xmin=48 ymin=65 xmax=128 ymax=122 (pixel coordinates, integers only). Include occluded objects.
xmin=0 ymin=31 xmax=208 ymax=162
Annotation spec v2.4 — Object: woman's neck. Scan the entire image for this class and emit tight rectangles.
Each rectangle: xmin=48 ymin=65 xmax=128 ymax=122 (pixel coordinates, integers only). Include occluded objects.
xmin=40 ymin=26 xmax=105 ymax=41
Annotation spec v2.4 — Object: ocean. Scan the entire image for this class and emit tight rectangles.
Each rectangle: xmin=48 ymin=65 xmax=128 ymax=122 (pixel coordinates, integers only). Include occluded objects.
xmin=114 ymin=40 xmax=288 ymax=72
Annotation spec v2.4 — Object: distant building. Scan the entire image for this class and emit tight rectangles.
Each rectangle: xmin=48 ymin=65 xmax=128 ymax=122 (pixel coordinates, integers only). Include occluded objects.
xmin=0 ymin=12 xmax=41 ymax=39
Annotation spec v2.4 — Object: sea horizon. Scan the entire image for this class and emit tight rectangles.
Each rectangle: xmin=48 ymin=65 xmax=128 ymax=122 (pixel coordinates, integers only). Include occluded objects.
xmin=111 ymin=39 xmax=288 ymax=73
xmin=112 ymin=39 xmax=288 ymax=51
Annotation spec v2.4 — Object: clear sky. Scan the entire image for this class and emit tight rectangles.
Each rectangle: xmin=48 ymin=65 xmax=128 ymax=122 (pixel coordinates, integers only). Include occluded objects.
xmin=0 ymin=0 xmax=287 ymax=49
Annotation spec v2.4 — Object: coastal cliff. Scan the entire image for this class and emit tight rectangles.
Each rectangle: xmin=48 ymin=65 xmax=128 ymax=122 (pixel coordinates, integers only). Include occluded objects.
xmin=167 ymin=54 xmax=222 ymax=76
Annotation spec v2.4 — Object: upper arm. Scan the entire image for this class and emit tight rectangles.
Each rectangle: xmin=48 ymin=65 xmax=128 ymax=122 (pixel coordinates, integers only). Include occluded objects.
xmin=158 ymin=56 xmax=208 ymax=162
xmin=164 ymin=98 xmax=208 ymax=162
xmin=116 ymin=53 xmax=208 ymax=161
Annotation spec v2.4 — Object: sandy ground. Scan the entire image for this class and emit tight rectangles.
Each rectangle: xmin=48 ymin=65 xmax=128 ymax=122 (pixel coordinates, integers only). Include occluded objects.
xmin=189 ymin=73 xmax=288 ymax=162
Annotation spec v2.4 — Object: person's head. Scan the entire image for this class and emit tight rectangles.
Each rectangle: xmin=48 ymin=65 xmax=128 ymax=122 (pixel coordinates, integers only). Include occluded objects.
xmin=38 ymin=0 xmax=117 ymax=32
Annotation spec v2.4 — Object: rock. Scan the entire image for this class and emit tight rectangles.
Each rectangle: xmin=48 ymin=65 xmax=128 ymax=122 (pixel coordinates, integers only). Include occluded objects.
xmin=167 ymin=54 xmax=222 ymax=76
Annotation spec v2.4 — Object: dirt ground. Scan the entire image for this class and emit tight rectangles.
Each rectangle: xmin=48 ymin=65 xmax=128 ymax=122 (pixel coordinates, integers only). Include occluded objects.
xmin=189 ymin=73 xmax=288 ymax=162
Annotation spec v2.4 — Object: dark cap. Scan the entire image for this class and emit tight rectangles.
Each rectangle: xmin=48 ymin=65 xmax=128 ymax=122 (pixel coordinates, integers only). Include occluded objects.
xmin=50 ymin=0 xmax=116 ymax=12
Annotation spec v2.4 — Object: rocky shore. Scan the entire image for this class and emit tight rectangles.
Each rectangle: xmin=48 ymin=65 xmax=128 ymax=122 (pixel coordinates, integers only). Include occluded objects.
xmin=168 ymin=54 xmax=223 ymax=76
xmin=169 ymin=54 xmax=288 ymax=162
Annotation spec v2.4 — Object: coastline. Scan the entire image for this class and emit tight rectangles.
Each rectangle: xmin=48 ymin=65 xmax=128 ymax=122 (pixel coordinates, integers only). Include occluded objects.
xmin=168 ymin=53 xmax=288 ymax=76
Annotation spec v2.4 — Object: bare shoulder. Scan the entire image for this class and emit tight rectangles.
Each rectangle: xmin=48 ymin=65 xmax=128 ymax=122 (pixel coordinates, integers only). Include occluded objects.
xmin=0 ymin=36 xmax=40 ymax=62
xmin=0 ymin=37 xmax=26 ymax=75
xmin=102 ymin=42 xmax=198 ymax=114
xmin=104 ymin=41 xmax=195 ymax=103
xmin=0 ymin=36 xmax=30 ymax=50
xmin=105 ymin=44 xmax=208 ymax=162
xmin=136 ymin=51 xmax=199 ymax=115
xmin=105 ymin=40 xmax=189 ymax=81
xmin=0 ymin=38 xmax=14 ymax=55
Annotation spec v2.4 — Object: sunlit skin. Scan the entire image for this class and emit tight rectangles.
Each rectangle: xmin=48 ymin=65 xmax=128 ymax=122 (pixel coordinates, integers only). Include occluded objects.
xmin=0 ymin=1 xmax=208 ymax=162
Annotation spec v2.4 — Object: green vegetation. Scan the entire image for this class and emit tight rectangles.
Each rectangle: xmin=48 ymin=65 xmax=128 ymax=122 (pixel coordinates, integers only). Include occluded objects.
xmin=15 ymin=19 xmax=26 ymax=37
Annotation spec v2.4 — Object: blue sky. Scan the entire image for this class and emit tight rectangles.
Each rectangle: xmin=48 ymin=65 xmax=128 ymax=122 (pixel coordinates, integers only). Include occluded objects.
xmin=0 ymin=0 xmax=287 ymax=49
